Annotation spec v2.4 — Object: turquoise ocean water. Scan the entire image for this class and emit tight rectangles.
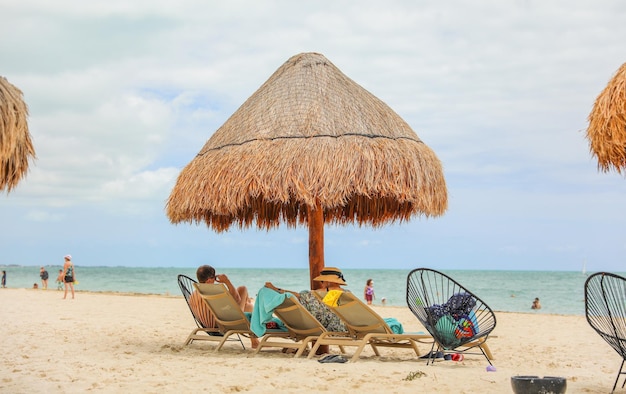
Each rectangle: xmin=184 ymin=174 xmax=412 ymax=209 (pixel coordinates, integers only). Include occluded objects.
xmin=2 ymin=266 xmax=619 ymax=316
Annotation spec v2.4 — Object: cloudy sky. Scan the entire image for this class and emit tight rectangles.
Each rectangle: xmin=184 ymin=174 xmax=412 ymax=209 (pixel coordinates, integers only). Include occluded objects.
xmin=2 ymin=1 xmax=625 ymax=271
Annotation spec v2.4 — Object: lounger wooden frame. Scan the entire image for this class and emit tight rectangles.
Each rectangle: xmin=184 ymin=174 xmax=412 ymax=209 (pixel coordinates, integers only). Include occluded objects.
xmin=177 ymin=274 xmax=245 ymax=348
xmin=194 ymin=282 xmax=291 ymax=351
xmin=306 ymin=291 xmax=433 ymax=362
xmin=253 ymin=294 xmax=345 ymax=357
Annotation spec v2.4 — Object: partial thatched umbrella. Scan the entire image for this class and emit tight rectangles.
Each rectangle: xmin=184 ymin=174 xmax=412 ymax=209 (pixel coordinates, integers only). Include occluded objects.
xmin=586 ymin=62 xmax=626 ymax=174
xmin=0 ymin=76 xmax=35 ymax=192
xmin=167 ymin=52 xmax=447 ymax=288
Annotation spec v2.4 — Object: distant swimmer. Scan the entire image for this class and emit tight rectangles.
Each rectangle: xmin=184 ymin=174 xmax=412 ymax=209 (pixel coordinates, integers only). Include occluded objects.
xmin=531 ymin=297 xmax=541 ymax=310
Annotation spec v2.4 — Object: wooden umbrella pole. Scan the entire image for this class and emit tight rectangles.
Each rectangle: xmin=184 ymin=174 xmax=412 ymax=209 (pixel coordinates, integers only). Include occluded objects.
xmin=308 ymin=200 xmax=325 ymax=290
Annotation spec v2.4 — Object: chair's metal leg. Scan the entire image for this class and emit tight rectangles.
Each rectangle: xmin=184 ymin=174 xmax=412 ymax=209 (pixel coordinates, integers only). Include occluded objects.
xmin=425 ymin=343 xmax=436 ymax=366
xmin=478 ymin=344 xmax=493 ymax=366
xmin=237 ymin=334 xmax=245 ymax=349
xmin=612 ymin=359 xmax=626 ymax=393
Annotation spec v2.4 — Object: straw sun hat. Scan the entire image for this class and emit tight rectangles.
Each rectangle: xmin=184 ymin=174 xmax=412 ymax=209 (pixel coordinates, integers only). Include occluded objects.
xmin=313 ymin=267 xmax=347 ymax=285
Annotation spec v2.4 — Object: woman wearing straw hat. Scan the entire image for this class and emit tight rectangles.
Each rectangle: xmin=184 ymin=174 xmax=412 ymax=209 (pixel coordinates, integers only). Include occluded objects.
xmin=265 ymin=267 xmax=348 ymax=333
xmin=265 ymin=267 xmax=349 ymax=354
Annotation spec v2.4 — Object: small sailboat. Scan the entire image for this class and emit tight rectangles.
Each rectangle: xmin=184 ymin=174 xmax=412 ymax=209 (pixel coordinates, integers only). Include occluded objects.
xmin=582 ymin=259 xmax=588 ymax=276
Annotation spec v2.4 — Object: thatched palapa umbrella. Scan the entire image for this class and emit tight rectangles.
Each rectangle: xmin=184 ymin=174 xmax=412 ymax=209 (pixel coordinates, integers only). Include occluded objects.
xmin=167 ymin=52 xmax=447 ymax=289
xmin=586 ymin=62 xmax=626 ymax=174
xmin=0 ymin=76 xmax=35 ymax=192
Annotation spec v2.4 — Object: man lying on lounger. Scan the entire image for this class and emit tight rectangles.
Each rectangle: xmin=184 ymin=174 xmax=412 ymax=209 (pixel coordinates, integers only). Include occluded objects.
xmin=189 ymin=264 xmax=257 ymax=348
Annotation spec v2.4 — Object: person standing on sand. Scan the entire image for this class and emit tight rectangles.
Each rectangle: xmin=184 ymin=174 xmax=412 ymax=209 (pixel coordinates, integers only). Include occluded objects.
xmin=40 ymin=266 xmax=49 ymax=289
xmin=1 ymin=270 xmax=6 ymax=288
xmin=62 ymin=255 xmax=76 ymax=299
xmin=364 ymin=278 xmax=375 ymax=305
xmin=56 ymin=269 xmax=64 ymax=290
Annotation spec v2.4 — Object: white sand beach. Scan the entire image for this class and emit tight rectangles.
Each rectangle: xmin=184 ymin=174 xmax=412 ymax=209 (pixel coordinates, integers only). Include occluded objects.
xmin=1 ymin=288 xmax=623 ymax=393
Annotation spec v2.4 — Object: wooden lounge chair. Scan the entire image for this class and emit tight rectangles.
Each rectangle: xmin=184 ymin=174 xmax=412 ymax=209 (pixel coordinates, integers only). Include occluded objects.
xmin=177 ymin=274 xmax=244 ymax=348
xmin=306 ymin=290 xmax=433 ymax=362
xmin=194 ymin=282 xmax=291 ymax=351
xmin=254 ymin=291 xmax=345 ymax=357
xmin=406 ymin=268 xmax=496 ymax=365
xmin=585 ymin=272 xmax=626 ymax=393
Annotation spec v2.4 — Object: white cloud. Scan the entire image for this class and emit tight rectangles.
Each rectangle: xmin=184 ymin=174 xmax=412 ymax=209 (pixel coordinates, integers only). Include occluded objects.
xmin=25 ymin=210 xmax=65 ymax=222
xmin=1 ymin=0 xmax=626 ymax=270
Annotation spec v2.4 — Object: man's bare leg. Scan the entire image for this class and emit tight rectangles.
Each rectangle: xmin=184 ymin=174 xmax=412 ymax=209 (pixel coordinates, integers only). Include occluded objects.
xmin=237 ymin=286 xmax=259 ymax=348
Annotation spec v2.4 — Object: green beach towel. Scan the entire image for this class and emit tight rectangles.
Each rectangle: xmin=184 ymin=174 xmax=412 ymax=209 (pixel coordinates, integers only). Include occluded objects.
xmin=384 ymin=317 xmax=404 ymax=334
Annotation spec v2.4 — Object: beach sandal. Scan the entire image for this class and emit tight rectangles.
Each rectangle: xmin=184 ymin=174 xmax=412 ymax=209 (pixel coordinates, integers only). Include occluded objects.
xmin=318 ymin=354 xmax=336 ymax=363
xmin=318 ymin=354 xmax=347 ymax=363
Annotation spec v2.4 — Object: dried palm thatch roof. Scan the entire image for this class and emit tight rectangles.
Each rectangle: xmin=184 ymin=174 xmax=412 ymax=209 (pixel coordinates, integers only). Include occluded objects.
xmin=586 ymin=62 xmax=626 ymax=174
xmin=0 ymin=76 xmax=35 ymax=192
xmin=167 ymin=52 xmax=447 ymax=231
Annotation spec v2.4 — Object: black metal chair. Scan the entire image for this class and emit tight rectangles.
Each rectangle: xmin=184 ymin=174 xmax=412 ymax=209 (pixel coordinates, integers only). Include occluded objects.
xmin=406 ymin=268 xmax=496 ymax=364
xmin=584 ymin=272 xmax=626 ymax=393
xmin=177 ymin=274 xmax=244 ymax=348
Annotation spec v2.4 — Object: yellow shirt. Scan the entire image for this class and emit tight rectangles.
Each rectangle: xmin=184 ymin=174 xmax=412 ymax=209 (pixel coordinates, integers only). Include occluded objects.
xmin=322 ymin=289 xmax=343 ymax=307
